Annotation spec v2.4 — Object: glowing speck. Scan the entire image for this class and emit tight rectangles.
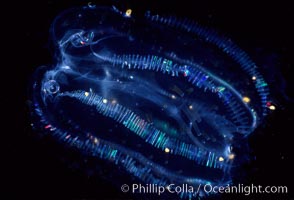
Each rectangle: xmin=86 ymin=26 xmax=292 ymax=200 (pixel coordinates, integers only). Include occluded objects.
xmin=171 ymin=94 xmax=176 ymax=99
xmin=61 ymin=65 xmax=71 ymax=70
xmin=94 ymin=138 xmax=99 ymax=144
xmin=189 ymin=105 xmax=193 ymax=110
xmin=217 ymin=86 xmax=225 ymax=93
xmin=44 ymin=124 xmax=51 ymax=129
xmin=183 ymin=69 xmax=190 ymax=77
xmin=164 ymin=147 xmax=170 ymax=153
xmin=102 ymin=98 xmax=108 ymax=104
xmin=228 ymin=153 xmax=235 ymax=160
xmin=84 ymin=92 xmax=89 ymax=96
xmin=87 ymin=2 xmax=96 ymax=8
xmin=252 ymin=76 xmax=257 ymax=81
xmin=125 ymin=9 xmax=132 ymax=17
xmin=111 ymin=99 xmax=117 ymax=104
xmin=219 ymin=157 xmax=224 ymax=162
xmin=242 ymin=96 xmax=250 ymax=103
xmin=130 ymin=75 xmax=134 ymax=79
xmin=269 ymin=105 xmax=276 ymax=110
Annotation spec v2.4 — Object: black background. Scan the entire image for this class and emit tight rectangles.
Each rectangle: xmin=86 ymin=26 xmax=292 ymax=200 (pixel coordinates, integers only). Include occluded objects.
xmin=3 ymin=0 xmax=293 ymax=199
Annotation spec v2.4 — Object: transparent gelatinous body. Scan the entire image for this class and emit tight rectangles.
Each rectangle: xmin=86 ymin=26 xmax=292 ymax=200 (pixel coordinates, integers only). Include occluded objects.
xmin=30 ymin=5 xmax=273 ymax=199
